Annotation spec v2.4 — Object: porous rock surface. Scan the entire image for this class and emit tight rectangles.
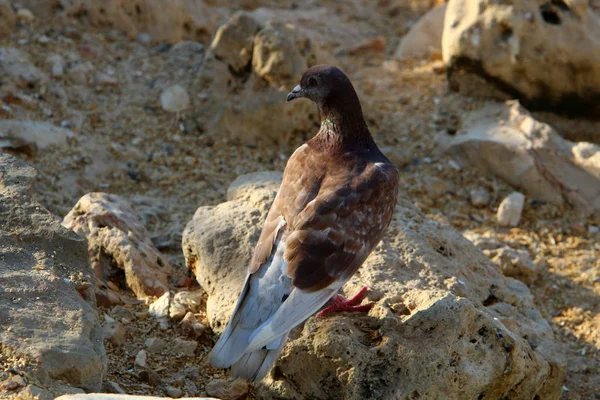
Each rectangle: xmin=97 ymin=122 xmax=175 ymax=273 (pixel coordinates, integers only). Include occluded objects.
xmin=442 ymin=0 xmax=600 ymax=117
xmin=0 ymin=152 xmax=106 ymax=392
xmin=63 ymin=192 xmax=173 ymax=304
xmin=436 ymin=101 xmax=600 ymax=218
xmin=183 ymin=171 xmax=565 ymax=400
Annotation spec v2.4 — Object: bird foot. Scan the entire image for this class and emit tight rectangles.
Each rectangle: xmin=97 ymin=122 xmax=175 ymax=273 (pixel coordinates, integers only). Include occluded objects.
xmin=318 ymin=287 xmax=373 ymax=317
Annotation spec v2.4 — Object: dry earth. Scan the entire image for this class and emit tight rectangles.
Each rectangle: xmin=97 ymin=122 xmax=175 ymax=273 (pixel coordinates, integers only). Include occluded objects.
xmin=0 ymin=1 xmax=598 ymax=399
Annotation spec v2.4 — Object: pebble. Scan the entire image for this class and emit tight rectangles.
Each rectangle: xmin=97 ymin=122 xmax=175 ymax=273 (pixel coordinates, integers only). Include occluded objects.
xmin=18 ymin=385 xmax=53 ymax=400
xmin=111 ymin=305 xmax=135 ymax=324
xmin=38 ymin=35 xmax=50 ymax=44
xmin=68 ymin=63 xmax=94 ymax=85
xmin=135 ymin=349 xmax=148 ymax=368
xmin=180 ymin=312 xmax=206 ymax=339
xmin=16 ymin=8 xmax=35 ymax=23
xmin=470 ymin=188 xmax=490 ymax=207
xmin=589 ymin=225 xmax=599 ymax=234
xmin=425 ymin=176 xmax=454 ymax=199
xmin=138 ymin=370 xmax=161 ymax=386
xmin=160 ymin=85 xmax=190 ymax=113
xmin=95 ymin=72 xmax=119 ymax=87
xmin=103 ymin=380 xmax=126 ymax=394
xmin=145 ymin=337 xmax=167 ymax=353
xmin=103 ymin=315 xmax=127 ymax=346
xmin=137 ymin=32 xmax=152 ymax=45
xmin=46 ymin=54 xmax=65 ymax=77
xmin=169 ymin=290 xmax=203 ymax=320
xmin=166 ymin=386 xmax=183 ymax=398
xmin=172 ymin=338 xmax=197 ymax=356
xmin=0 ymin=375 xmax=25 ymax=391
xmin=148 ymin=292 xmax=170 ymax=319
xmin=206 ymin=378 xmax=249 ymax=400
xmin=497 ymin=192 xmax=525 ymax=227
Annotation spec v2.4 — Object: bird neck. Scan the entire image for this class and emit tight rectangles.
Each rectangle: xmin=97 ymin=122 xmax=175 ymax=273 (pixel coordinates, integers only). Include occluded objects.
xmin=315 ymin=101 xmax=376 ymax=152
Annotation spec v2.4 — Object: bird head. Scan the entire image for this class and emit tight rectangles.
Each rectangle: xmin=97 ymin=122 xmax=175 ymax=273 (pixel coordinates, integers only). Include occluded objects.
xmin=286 ymin=64 xmax=355 ymax=107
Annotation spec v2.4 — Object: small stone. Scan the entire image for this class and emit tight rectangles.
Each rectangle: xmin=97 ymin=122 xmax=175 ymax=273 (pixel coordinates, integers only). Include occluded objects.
xmin=103 ymin=381 xmax=126 ymax=394
xmin=497 ymin=192 xmax=525 ymax=227
xmin=145 ymin=337 xmax=167 ymax=353
xmin=46 ymin=54 xmax=65 ymax=77
xmin=149 ymin=292 xmax=170 ymax=319
xmin=137 ymin=32 xmax=152 ymax=44
xmin=135 ymin=349 xmax=148 ymax=368
xmin=470 ymin=188 xmax=490 ymax=207
xmin=425 ymin=176 xmax=454 ymax=199
xmin=206 ymin=377 xmax=249 ymax=400
xmin=166 ymin=386 xmax=183 ymax=398
xmin=0 ymin=375 xmax=25 ymax=391
xmin=38 ymin=35 xmax=50 ymax=44
xmin=16 ymin=8 xmax=35 ymax=23
xmin=173 ymin=338 xmax=197 ymax=356
xmin=68 ymin=63 xmax=93 ymax=85
xmin=103 ymin=315 xmax=126 ymax=346
xmin=95 ymin=72 xmax=118 ymax=87
xmin=111 ymin=305 xmax=135 ymax=323
xmin=138 ymin=370 xmax=161 ymax=386
xmin=180 ymin=312 xmax=206 ymax=339
xmin=169 ymin=290 xmax=203 ymax=320
xmin=589 ymin=225 xmax=599 ymax=234
xmin=160 ymin=85 xmax=190 ymax=113
xmin=185 ymin=366 xmax=201 ymax=380
xmin=17 ymin=384 xmax=53 ymax=400
xmin=489 ymin=247 xmax=540 ymax=285
xmin=64 ymin=26 xmax=81 ymax=39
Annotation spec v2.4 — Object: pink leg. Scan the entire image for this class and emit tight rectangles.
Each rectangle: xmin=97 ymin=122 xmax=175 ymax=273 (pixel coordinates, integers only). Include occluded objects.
xmin=317 ymin=287 xmax=373 ymax=317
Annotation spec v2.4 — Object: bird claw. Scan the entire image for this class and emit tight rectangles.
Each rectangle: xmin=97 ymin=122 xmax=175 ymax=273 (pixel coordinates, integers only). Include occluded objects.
xmin=317 ymin=287 xmax=373 ymax=317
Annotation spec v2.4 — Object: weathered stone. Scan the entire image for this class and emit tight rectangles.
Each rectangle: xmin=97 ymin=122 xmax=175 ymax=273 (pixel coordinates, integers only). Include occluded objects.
xmin=0 ymin=153 xmax=106 ymax=392
xmin=436 ymin=101 xmax=600 ymax=217
xmin=183 ymin=172 xmax=565 ymax=399
xmin=395 ymin=4 xmax=446 ymax=59
xmin=103 ymin=315 xmax=127 ymax=346
xmin=425 ymin=176 xmax=454 ymax=199
xmin=180 ymin=312 xmax=205 ymax=339
xmin=172 ymin=338 xmax=197 ymax=357
xmin=165 ymin=386 xmax=183 ymax=398
xmin=144 ymin=337 xmax=167 ymax=353
xmin=210 ymin=12 xmax=261 ymax=72
xmin=442 ymin=0 xmax=600 ymax=117
xmin=470 ymin=188 xmax=491 ymax=207
xmin=102 ymin=381 xmax=126 ymax=394
xmin=62 ymin=193 xmax=172 ymax=300
xmin=56 ymin=396 xmax=218 ymax=400
xmin=110 ymin=306 xmax=135 ymax=324
xmin=16 ymin=384 xmax=54 ymax=400
xmin=169 ymin=290 xmax=203 ymax=320
xmin=0 ymin=47 xmax=47 ymax=87
xmin=0 ymin=120 xmax=74 ymax=154
xmin=497 ymin=192 xmax=525 ymax=227
xmin=0 ymin=1 xmax=16 ymax=37
xmin=134 ymin=350 xmax=148 ymax=368
xmin=205 ymin=378 xmax=249 ymax=400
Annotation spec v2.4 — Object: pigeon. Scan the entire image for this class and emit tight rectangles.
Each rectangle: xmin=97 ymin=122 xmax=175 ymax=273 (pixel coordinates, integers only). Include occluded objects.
xmin=210 ymin=64 xmax=399 ymax=381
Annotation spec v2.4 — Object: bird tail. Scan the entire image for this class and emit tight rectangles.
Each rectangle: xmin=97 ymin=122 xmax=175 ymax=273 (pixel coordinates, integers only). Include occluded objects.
xmin=230 ymin=333 xmax=289 ymax=381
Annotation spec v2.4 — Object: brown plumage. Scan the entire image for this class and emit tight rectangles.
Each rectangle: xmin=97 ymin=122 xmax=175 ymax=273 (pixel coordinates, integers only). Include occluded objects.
xmin=210 ymin=64 xmax=399 ymax=381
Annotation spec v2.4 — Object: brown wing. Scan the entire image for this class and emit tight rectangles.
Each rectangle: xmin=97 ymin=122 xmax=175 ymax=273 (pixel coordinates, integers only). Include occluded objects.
xmin=284 ymin=161 xmax=399 ymax=292
xmin=248 ymin=144 xmax=324 ymax=274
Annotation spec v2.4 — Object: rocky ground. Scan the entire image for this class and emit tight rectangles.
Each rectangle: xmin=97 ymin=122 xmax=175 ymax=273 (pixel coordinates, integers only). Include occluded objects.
xmin=0 ymin=0 xmax=598 ymax=399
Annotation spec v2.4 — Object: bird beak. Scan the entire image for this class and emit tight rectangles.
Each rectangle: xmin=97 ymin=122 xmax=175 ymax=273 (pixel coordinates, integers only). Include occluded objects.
xmin=286 ymin=85 xmax=303 ymax=102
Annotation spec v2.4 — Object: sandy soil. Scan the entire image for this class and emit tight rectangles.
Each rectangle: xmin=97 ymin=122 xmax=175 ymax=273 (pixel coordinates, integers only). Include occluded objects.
xmin=0 ymin=2 xmax=598 ymax=399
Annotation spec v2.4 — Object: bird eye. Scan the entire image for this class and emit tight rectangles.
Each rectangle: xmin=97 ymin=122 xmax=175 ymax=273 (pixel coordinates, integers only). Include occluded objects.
xmin=308 ymin=77 xmax=318 ymax=87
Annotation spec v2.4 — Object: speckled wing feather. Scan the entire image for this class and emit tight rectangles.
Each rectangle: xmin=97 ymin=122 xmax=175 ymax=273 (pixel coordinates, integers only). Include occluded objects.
xmin=284 ymin=157 xmax=398 ymax=291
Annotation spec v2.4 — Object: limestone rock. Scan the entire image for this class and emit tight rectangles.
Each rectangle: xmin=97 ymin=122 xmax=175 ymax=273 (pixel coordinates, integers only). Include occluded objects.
xmin=16 ymin=8 xmax=35 ymax=23
xmin=442 ymin=0 xmax=600 ymax=116
xmin=0 ymin=1 xmax=16 ymax=37
xmin=436 ymin=101 xmax=600 ymax=217
xmin=17 ymin=384 xmax=54 ymax=400
xmin=425 ymin=175 xmax=454 ymax=199
xmin=145 ymin=337 xmax=167 ymax=353
xmin=55 ymin=396 xmax=218 ymax=400
xmin=210 ymin=12 xmax=261 ymax=72
xmin=60 ymin=0 xmax=228 ymax=44
xmin=0 ymin=153 xmax=106 ymax=392
xmin=470 ymin=188 xmax=491 ymax=207
xmin=169 ymin=290 xmax=203 ymax=320
xmin=0 ymin=120 xmax=74 ymax=155
xmin=134 ymin=350 xmax=148 ymax=368
xmin=394 ymin=4 xmax=447 ymax=59
xmin=103 ymin=315 xmax=127 ymax=346
xmin=183 ymin=172 xmax=565 ymax=399
xmin=63 ymin=193 xmax=172 ymax=301
xmin=172 ymin=338 xmax=197 ymax=357
xmin=180 ymin=312 xmax=205 ymax=339
xmin=205 ymin=378 xmax=249 ymax=400
xmin=252 ymin=23 xmax=307 ymax=89
xmin=497 ymin=192 xmax=525 ymax=227
xmin=0 ymin=47 xmax=47 ymax=87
